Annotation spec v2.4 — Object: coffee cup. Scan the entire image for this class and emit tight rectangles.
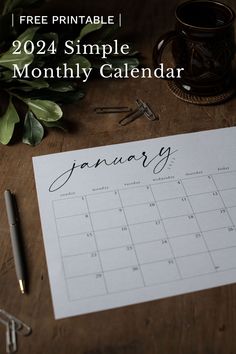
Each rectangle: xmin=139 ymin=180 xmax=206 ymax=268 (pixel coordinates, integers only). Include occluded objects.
xmin=153 ymin=0 xmax=235 ymax=96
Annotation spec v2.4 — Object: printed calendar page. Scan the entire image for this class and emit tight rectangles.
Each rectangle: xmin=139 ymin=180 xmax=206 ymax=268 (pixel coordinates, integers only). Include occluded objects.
xmin=33 ymin=127 xmax=236 ymax=319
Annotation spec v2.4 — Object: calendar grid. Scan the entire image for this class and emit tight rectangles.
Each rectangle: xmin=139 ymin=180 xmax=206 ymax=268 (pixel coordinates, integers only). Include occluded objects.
xmin=54 ymin=205 xmax=236 ymax=221
xmin=61 ymin=239 xmax=236 ymax=260
xmin=65 ymin=251 xmax=216 ymax=280
xmin=211 ymin=175 xmax=236 ymax=228
xmin=84 ymin=195 xmax=109 ymax=295
xmin=149 ymin=184 xmax=183 ymax=280
xmin=56 ymin=213 xmax=235 ymax=240
xmin=52 ymin=200 xmax=71 ymax=301
xmin=180 ymin=178 xmax=217 ymax=271
xmin=117 ymin=189 xmax=146 ymax=287
xmin=54 ymin=187 xmax=236 ymax=207
xmin=53 ymin=170 xmax=236 ymax=302
xmin=67 ymin=260 xmax=236 ymax=303
xmin=32 ymin=127 xmax=236 ymax=318
xmin=149 ymin=169 xmax=236 ymax=188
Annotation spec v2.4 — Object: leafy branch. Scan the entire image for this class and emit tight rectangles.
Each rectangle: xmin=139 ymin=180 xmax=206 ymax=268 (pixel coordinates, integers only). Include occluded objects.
xmin=0 ymin=0 xmax=139 ymax=146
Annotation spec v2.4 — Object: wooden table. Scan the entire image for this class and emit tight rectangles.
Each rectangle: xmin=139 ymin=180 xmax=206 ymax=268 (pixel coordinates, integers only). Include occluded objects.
xmin=1 ymin=0 xmax=236 ymax=353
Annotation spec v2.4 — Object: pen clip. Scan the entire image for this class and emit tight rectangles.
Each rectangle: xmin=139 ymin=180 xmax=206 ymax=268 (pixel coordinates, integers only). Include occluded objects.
xmin=4 ymin=190 xmax=18 ymax=226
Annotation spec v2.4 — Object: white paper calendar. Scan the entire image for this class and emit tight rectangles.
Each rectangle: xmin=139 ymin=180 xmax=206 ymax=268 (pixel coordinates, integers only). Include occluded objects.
xmin=33 ymin=127 xmax=236 ymax=319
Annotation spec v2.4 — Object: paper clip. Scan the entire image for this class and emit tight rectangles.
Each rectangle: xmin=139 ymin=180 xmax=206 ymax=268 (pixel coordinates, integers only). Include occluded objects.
xmin=94 ymin=107 xmax=132 ymax=114
xmin=6 ymin=320 xmax=17 ymax=353
xmin=0 ymin=309 xmax=31 ymax=336
xmin=0 ymin=309 xmax=32 ymax=354
xmin=119 ymin=99 xmax=159 ymax=126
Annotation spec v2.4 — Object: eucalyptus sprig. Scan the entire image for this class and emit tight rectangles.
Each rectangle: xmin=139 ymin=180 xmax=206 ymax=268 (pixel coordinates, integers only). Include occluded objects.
xmin=0 ymin=0 xmax=139 ymax=145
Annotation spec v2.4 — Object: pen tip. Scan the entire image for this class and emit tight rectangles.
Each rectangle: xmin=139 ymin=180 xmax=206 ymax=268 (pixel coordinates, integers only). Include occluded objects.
xmin=19 ymin=280 xmax=26 ymax=294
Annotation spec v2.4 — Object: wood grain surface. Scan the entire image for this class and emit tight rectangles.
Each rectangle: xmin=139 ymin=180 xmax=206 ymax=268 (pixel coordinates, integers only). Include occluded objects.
xmin=0 ymin=0 xmax=236 ymax=353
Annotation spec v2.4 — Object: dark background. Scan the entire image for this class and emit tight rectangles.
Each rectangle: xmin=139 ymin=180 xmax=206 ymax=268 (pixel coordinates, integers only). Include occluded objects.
xmin=1 ymin=1 xmax=236 ymax=354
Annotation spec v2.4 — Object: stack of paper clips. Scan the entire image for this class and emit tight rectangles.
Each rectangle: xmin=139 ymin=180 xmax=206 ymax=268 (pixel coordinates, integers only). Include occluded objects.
xmin=0 ymin=310 xmax=31 ymax=353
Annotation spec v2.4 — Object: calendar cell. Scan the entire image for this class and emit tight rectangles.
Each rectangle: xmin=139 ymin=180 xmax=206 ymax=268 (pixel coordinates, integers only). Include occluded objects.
xmin=99 ymin=246 xmax=138 ymax=271
xmin=182 ymin=176 xmax=216 ymax=195
xmin=196 ymin=209 xmax=232 ymax=231
xmin=170 ymin=233 xmax=207 ymax=258
xmin=189 ymin=192 xmax=224 ymax=213
xmin=63 ymin=252 xmax=101 ymax=278
xmin=213 ymin=172 xmax=236 ymax=190
xmin=157 ymin=197 xmax=192 ymax=218
xmin=228 ymin=207 xmax=236 ymax=225
xmin=105 ymin=267 xmax=144 ymax=293
xmin=177 ymin=253 xmax=215 ymax=278
xmin=95 ymin=227 xmax=132 ymax=250
xmin=135 ymin=240 xmax=173 ymax=264
xmin=54 ymin=197 xmax=88 ymax=218
xmin=220 ymin=189 xmax=236 ymax=208
xmin=57 ymin=214 xmax=92 ymax=237
xmin=60 ymin=233 xmax=97 ymax=256
xmin=67 ymin=274 xmax=107 ymax=300
xmin=211 ymin=247 xmax=236 ymax=271
xmin=163 ymin=215 xmax=199 ymax=237
xmin=151 ymin=181 xmax=185 ymax=201
xmin=141 ymin=259 xmax=180 ymax=285
xmin=203 ymin=227 xmax=236 ymax=251
xmin=87 ymin=191 xmax=121 ymax=212
xmin=119 ymin=186 xmax=154 ymax=206
xmin=129 ymin=221 xmax=166 ymax=243
xmin=124 ymin=203 xmax=159 ymax=225
xmin=90 ymin=208 xmax=126 ymax=230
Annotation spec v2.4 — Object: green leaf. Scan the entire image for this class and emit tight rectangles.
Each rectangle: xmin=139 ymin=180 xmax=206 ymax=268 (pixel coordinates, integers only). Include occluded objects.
xmin=49 ymin=90 xmax=85 ymax=104
xmin=0 ymin=98 xmax=20 ymax=145
xmin=25 ymin=89 xmax=85 ymax=104
xmin=22 ymin=111 xmax=44 ymax=145
xmin=49 ymin=81 xmax=75 ymax=92
xmin=34 ymin=32 xmax=59 ymax=56
xmin=17 ymin=26 xmax=39 ymax=43
xmin=0 ymin=27 xmax=39 ymax=70
xmin=125 ymin=45 xmax=139 ymax=57
xmin=9 ymin=88 xmax=85 ymax=103
xmin=42 ymin=120 xmax=67 ymax=132
xmin=1 ymin=70 xmax=13 ymax=81
xmin=78 ymin=23 xmax=103 ymax=41
xmin=24 ymin=99 xmax=63 ymax=122
xmin=65 ymin=55 xmax=91 ymax=74
xmin=35 ymin=31 xmax=58 ymax=43
xmin=18 ymin=79 xmax=49 ymax=90
xmin=97 ymin=24 xmax=119 ymax=42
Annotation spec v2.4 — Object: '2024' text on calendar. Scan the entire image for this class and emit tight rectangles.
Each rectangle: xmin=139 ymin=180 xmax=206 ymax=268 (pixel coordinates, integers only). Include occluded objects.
xmin=33 ymin=127 xmax=236 ymax=319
